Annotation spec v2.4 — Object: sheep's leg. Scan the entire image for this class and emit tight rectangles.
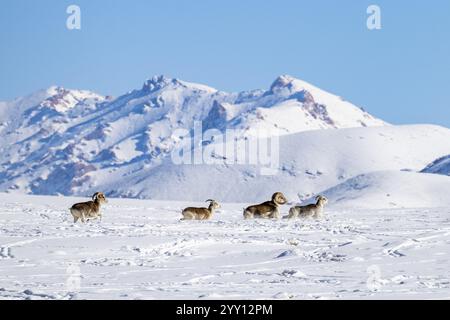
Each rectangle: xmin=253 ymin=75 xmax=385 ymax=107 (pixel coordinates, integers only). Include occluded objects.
xmin=81 ymin=212 xmax=86 ymax=223
xmin=314 ymin=210 xmax=323 ymax=219
xmin=261 ymin=212 xmax=272 ymax=219
xmin=288 ymin=209 xmax=296 ymax=219
xmin=243 ymin=210 xmax=253 ymax=220
xmin=261 ymin=210 xmax=274 ymax=219
xmin=255 ymin=211 xmax=266 ymax=219
xmin=271 ymin=208 xmax=281 ymax=219
xmin=285 ymin=208 xmax=295 ymax=219
xmin=181 ymin=211 xmax=193 ymax=220
xmin=70 ymin=209 xmax=78 ymax=223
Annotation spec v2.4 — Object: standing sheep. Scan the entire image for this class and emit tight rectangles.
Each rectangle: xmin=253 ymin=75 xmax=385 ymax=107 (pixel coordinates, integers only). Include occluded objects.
xmin=70 ymin=192 xmax=108 ymax=223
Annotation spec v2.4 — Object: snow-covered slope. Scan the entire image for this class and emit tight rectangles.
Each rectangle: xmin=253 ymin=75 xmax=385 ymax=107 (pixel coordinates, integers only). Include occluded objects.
xmin=319 ymin=171 xmax=450 ymax=209
xmin=104 ymin=124 xmax=450 ymax=202
xmin=0 ymin=75 xmax=386 ymax=197
xmin=421 ymin=155 xmax=450 ymax=176
xmin=0 ymin=86 xmax=106 ymax=132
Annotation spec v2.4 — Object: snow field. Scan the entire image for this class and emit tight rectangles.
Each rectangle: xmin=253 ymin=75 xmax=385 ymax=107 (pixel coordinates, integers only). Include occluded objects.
xmin=1 ymin=194 xmax=450 ymax=300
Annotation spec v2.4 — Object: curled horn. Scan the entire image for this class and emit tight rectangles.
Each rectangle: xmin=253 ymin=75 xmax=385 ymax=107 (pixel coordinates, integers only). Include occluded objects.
xmin=315 ymin=195 xmax=322 ymax=200
xmin=205 ymin=199 xmax=214 ymax=203
xmin=92 ymin=192 xmax=100 ymax=200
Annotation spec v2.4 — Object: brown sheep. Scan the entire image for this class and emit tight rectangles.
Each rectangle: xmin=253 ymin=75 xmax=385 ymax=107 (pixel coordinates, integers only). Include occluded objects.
xmin=285 ymin=195 xmax=328 ymax=219
xmin=181 ymin=199 xmax=221 ymax=220
xmin=243 ymin=192 xmax=287 ymax=219
xmin=70 ymin=192 xmax=107 ymax=223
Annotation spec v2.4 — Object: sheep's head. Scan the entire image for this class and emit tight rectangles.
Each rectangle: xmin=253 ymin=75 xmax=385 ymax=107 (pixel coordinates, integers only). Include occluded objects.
xmin=316 ymin=195 xmax=328 ymax=206
xmin=92 ymin=192 xmax=108 ymax=204
xmin=272 ymin=192 xmax=287 ymax=205
xmin=206 ymin=199 xmax=221 ymax=210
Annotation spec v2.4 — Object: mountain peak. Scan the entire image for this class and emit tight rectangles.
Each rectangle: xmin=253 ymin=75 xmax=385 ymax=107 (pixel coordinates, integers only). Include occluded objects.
xmin=36 ymin=86 xmax=105 ymax=113
xmin=142 ymin=75 xmax=179 ymax=92
xmin=272 ymin=74 xmax=297 ymax=85
xmin=269 ymin=75 xmax=307 ymax=94
xmin=45 ymin=86 xmax=74 ymax=98
xmin=142 ymin=75 xmax=218 ymax=93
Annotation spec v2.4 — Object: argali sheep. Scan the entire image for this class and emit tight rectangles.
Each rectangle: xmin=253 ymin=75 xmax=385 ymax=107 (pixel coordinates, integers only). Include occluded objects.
xmin=70 ymin=192 xmax=108 ymax=223
xmin=285 ymin=195 xmax=328 ymax=219
xmin=181 ymin=199 xmax=221 ymax=220
xmin=243 ymin=192 xmax=287 ymax=219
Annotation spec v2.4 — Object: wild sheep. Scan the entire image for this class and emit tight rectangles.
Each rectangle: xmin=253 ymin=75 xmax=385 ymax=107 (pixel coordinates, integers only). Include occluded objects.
xmin=285 ymin=195 xmax=328 ymax=219
xmin=70 ymin=192 xmax=107 ymax=223
xmin=181 ymin=199 xmax=221 ymax=220
xmin=243 ymin=192 xmax=287 ymax=219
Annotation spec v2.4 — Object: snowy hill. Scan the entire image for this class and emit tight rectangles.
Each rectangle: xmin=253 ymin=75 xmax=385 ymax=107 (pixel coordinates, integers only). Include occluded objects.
xmin=101 ymin=124 xmax=450 ymax=203
xmin=421 ymin=155 xmax=450 ymax=176
xmin=319 ymin=171 xmax=450 ymax=209
xmin=0 ymin=75 xmax=386 ymax=197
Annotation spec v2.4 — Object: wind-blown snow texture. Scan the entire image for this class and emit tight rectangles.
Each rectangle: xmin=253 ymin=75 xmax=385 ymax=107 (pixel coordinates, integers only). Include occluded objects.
xmin=1 ymin=193 xmax=450 ymax=300
xmin=0 ymin=75 xmax=387 ymax=199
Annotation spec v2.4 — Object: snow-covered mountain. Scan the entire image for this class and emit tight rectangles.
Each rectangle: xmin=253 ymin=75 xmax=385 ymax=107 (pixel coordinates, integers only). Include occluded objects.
xmin=0 ymin=75 xmax=387 ymax=197
xmin=421 ymin=155 xmax=450 ymax=176
xmin=319 ymin=170 xmax=450 ymax=209
xmin=103 ymin=124 xmax=450 ymax=203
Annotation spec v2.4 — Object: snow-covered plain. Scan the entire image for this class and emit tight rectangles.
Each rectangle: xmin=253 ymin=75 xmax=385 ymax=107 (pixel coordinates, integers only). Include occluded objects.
xmin=1 ymin=193 xmax=450 ymax=300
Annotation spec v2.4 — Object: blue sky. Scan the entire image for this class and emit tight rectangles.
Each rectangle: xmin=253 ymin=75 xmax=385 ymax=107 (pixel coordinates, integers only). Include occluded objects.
xmin=1 ymin=0 xmax=449 ymax=126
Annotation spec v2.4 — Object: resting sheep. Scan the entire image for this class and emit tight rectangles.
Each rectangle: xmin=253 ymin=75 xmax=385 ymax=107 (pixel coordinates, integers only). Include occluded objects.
xmin=243 ymin=192 xmax=287 ymax=219
xmin=181 ymin=199 xmax=220 ymax=220
xmin=285 ymin=195 xmax=328 ymax=219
